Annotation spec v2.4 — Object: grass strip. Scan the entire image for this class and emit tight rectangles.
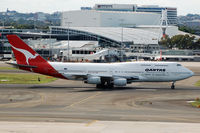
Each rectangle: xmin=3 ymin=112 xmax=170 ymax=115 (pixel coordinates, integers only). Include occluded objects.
xmin=191 ymin=101 xmax=200 ymax=108
xmin=195 ymin=80 xmax=200 ymax=87
xmin=0 ymin=67 xmax=17 ymax=70
xmin=0 ymin=73 xmax=57 ymax=84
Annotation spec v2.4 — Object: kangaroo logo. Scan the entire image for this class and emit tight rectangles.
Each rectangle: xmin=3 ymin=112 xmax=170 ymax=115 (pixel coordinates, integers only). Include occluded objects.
xmin=11 ymin=45 xmax=39 ymax=66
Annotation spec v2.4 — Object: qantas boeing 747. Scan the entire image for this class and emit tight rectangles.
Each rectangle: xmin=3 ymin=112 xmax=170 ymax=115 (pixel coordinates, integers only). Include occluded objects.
xmin=6 ymin=35 xmax=194 ymax=89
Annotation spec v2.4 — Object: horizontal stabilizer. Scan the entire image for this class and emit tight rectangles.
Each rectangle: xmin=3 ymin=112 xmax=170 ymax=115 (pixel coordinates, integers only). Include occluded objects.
xmin=6 ymin=62 xmax=37 ymax=68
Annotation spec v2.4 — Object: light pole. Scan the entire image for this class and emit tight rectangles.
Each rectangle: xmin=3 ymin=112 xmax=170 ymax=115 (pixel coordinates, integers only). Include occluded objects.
xmin=119 ymin=19 xmax=124 ymax=61
xmin=66 ymin=22 xmax=72 ymax=62
xmin=2 ymin=19 xmax=4 ymax=28
xmin=49 ymin=27 xmax=52 ymax=60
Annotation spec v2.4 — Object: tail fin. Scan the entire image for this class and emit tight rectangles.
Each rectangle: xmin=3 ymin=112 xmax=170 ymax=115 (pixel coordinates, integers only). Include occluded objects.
xmin=7 ymin=34 xmax=49 ymax=72
xmin=7 ymin=35 xmax=65 ymax=79
xmin=7 ymin=35 xmax=46 ymax=66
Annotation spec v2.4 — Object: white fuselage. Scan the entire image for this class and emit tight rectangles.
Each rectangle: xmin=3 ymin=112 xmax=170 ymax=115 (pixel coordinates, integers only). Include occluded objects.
xmin=7 ymin=35 xmax=193 ymax=88
xmin=50 ymin=61 xmax=194 ymax=82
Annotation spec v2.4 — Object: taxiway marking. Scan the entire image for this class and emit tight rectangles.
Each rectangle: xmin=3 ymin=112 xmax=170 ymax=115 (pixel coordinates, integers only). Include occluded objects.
xmin=65 ymin=92 xmax=102 ymax=108
xmin=85 ymin=120 xmax=98 ymax=127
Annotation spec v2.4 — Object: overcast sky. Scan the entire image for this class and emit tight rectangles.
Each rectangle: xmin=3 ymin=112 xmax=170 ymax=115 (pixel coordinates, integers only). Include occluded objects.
xmin=1 ymin=0 xmax=199 ymax=15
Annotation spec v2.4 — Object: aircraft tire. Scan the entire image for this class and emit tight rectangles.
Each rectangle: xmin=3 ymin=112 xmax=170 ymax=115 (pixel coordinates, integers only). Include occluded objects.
xmin=171 ymin=82 xmax=175 ymax=89
xmin=107 ymin=83 xmax=114 ymax=88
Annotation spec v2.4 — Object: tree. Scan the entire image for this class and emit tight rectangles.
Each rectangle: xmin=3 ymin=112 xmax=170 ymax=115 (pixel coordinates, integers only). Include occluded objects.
xmin=185 ymin=35 xmax=195 ymax=49
xmin=170 ymin=34 xmax=195 ymax=49
xmin=194 ymin=38 xmax=200 ymax=49
xmin=178 ymin=26 xmax=195 ymax=34
xmin=159 ymin=34 xmax=197 ymax=49
xmin=159 ymin=35 xmax=172 ymax=48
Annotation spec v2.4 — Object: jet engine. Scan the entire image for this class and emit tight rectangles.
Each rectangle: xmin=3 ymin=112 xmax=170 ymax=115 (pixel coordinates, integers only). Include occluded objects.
xmin=113 ymin=78 xmax=127 ymax=86
xmin=87 ymin=76 xmax=101 ymax=84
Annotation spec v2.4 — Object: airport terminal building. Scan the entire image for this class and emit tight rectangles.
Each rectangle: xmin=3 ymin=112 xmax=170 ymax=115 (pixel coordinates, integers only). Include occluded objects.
xmin=51 ymin=26 xmax=160 ymax=54
xmin=59 ymin=4 xmax=179 ymax=54
xmin=93 ymin=4 xmax=177 ymax=25
xmin=61 ymin=10 xmax=161 ymax=27
xmin=62 ymin=4 xmax=177 ymax=27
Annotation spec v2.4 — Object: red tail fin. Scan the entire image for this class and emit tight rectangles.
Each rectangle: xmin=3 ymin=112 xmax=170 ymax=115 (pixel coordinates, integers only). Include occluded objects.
xmin=7 ymin=35 xmax=46 ymax=65
xmin=7 ymin=35 xmax=65 ymax=79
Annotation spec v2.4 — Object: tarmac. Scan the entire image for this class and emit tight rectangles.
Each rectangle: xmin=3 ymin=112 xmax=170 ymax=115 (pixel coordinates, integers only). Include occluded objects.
xmin=1 ymin=121 xmax=200 ymax=133
xmin=0 ymin=61 xmax=200 ymax=132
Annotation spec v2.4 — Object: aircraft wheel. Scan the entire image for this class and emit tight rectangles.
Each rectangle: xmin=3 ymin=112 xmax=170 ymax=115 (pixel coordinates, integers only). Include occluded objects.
xmin=171 ymin=82 xmax=175 ymax=89
xmin=96 ymin=84 xmax=103 ymax=88
xmin=107 ymin=83 xmax=114 ymax=88
xmin=106 ymin=81 xmax=114 ymax=88
xmin=171 ymin=85 xmax=175 ymax=89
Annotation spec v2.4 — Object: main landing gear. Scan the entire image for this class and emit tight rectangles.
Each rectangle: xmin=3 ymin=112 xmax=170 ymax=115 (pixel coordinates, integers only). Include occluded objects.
xmin=96 ymin=84 xmax=104 ymax=88
xmin=96 ymin=82 xmax=114 ymax=89
xmin=171 ymin=82 xmax=175 ymax=89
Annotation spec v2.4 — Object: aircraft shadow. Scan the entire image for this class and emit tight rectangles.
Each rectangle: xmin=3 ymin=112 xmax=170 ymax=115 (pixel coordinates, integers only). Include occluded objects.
xmin=27 ymin=85 xmax=199 ymax=92
xmin=28 ymin=85 xmax=94 ymax=90
xmin=73 ymin=86 xmax=160 ymax=92
xmin=28 ymin=85 xmax=149 ymax=92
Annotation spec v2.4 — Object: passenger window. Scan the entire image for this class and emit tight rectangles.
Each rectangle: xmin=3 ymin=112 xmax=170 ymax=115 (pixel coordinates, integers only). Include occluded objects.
xmin=177 ymin=64 xmax=181 ymax=66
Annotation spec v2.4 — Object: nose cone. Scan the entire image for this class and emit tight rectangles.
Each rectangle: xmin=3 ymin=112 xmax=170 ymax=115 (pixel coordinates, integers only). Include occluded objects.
xmin=189 ymin=70 xmax=194 ymax=77
xmin=187 ymin=69 xmax=194 ymax=77
xmin=178 ymin=67 xmax=194 ymax=80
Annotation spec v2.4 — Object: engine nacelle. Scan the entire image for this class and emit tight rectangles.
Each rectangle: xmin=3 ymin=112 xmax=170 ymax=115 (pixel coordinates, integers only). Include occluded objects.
xmin=114 ymin=78 xmax=127 ymax=86
xmin=87 ymin=76 xmax=101 ymax=84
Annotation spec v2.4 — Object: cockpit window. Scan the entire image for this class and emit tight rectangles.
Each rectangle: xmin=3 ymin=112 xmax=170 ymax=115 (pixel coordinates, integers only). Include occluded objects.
xmin=177 ymin=64 xmax=182 ymax=66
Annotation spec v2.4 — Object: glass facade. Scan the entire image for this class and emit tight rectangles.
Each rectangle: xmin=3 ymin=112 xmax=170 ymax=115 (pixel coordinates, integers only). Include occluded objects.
xmin=50 ymin=27 xmax=160 ymax=54
xmin=51 ymin=27 xmax=121 ymax=47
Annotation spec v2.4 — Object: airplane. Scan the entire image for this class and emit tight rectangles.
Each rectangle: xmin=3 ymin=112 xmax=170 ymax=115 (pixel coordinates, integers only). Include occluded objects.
xmin=6 ymin=35 xmax=194 ymax=89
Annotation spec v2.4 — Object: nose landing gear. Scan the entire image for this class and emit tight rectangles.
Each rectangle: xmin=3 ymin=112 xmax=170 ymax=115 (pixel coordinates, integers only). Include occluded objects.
xmin=171 ymin=82 xmax=175 ymax=89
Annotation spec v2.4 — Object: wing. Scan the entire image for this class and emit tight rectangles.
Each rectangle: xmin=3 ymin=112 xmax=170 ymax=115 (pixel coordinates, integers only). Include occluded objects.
xmin=61 ymin=71 xmax=140 ymax=81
